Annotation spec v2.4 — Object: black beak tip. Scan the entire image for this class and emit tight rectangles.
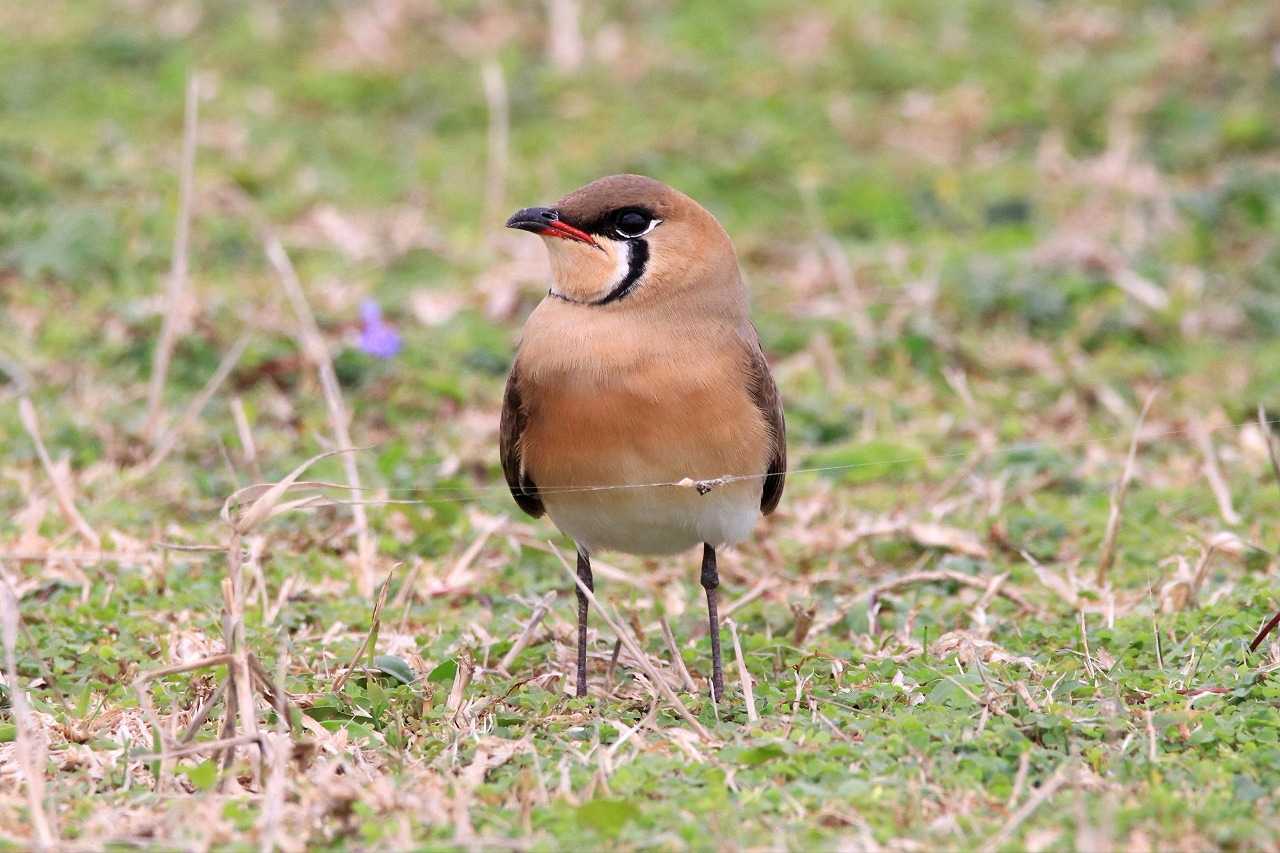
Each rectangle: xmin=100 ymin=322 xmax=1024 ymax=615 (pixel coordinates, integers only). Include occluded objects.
xmin=505 ymin=206 xmax=559 ymax=232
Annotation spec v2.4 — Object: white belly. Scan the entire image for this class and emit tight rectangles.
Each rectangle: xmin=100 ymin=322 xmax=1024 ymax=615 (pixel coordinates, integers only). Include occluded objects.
xmin=544 ymin=478 xmax=762 ymax=555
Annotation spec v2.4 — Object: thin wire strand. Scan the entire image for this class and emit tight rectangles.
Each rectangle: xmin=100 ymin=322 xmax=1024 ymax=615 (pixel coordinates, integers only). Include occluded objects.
xmin=281 ymin=414 xmax=1280 ymax=508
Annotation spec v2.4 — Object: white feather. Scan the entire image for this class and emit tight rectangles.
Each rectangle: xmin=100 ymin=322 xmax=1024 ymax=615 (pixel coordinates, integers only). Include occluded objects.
xmin=605 ymin=239 xmax=631 ymax=293
xmin=544 ymin=477 xmax=761 ymax=556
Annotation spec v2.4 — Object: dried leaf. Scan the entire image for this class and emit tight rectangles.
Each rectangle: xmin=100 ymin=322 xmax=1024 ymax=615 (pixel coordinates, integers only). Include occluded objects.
xmin=221 ymin=449 xmax=359 ymax=533
xmin=908 ymin=522 xmax=990 ymax=558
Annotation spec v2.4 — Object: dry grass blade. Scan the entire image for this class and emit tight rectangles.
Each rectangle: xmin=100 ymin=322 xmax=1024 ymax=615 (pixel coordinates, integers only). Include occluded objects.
xmin=130 ymin=734 xmax=263 ymax=763
xmin=791 ymin=603 xmax=816 ymax=645
xmin=546 ymin=0 xmax=584 ymax=73
xmin=143 ymin=73 xmax=200 ymax=443
xmin=499 ymin=593 xmax=553 ymax=672
xmin=332 ymin=569 xmax=394 ymax=694
xmin=445 ymin=656 xmax=474 ymax=718
xmin=18 ymin=397 xmax=101 ymax=550
xmin=1113 ymin=268 xmax=1169 ymax=312
xmin=222 ymin=576 xmax=263 ymax=777
xmin=262 ymin=227 xmax=376 ymax=595
xmin=659 ymin=618 xmax=698 ymax=692
xmin=231 ymin=395 xmax=263 ymax=482
xmin=13 ymin=618 xmax=68 ymax=713
xmin=1079 ymin=611 xmax=1096 ymax=682
xmin=1006 ymin=750 xmax=1031 ymax=810
xmin=135 ymin=333 xmax=251 ymax=478
xmin=136 ymin=654 xmax=235 ymax=685
xmin=971 ymin=572 xmax=1010 ymax=627
xmin=131 ymin=654 xmax=238 ymax=765
xmin=908 ymin=522 xmax=989 ymax=559
xmin=215 ymin=677 xmax=240 ymax=780
xmin=1 ymin=579 xmax=57 ymax=849
xmin=181 ymin=681 xmax=228 ymax=743
xmin=1190 ymin=415 xmax=1242 ymax=526
xmin=867 ymin=569 xmax=1041 ymax=615
xmin=1097 ymin=391 xmax=1157 ymax=585
xmin=548 ymin=541 xmax=712 ymax=741
xmin=727 ymin=618 xmax=759 ymax=723
xmin=248 ymin=654 xmax=296 ymax=729
xmin=517 ymin=538 xmax=654 ymax=590
xmin=222 ymin=449 xmax=361 ymax=534
xmin=1259 ymin=405 xmax=1280 ymax=497
xmin=1189 ymin=544 xmax=1219 ymax=604
xmin=1249 ymin=405 xmax=1280 ymax=653
xmin=481 ymin=59 xmax=509 ymax=226
xmin=1144 ymin=708 xmax=1158 ymax=762
xmin=721 ymin=577 xmax=775 ymax=622
xmin=0 ymin=549 xmax=154 ymax=567
xmin=259 ymin=648 xmax=291 ymax=853
xmin=986 ymin=763 xmax=1072 ymax=851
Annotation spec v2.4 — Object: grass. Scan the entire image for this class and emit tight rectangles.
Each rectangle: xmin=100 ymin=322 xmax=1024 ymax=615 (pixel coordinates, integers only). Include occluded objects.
xmin=2 ymin=0 xmax=1280 ymax=848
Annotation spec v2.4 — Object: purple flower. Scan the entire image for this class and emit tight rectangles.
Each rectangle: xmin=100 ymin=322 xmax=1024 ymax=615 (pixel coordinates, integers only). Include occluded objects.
xmin=358 ymin=299 xmax=402 ymax=359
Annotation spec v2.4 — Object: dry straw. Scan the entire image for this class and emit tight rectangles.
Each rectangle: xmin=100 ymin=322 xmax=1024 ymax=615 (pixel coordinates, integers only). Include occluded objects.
xmin=548 ymin=541 xmax=712 ymax=741
xmin=1251 ymin=405 xmax=1280 ymax=652
xmin=1095 ymin=391 xmax=1156 ymax=585
xmin=481 ymin=59 xmax=509 ymax=230
xmin=1 ymin=579 xmax=57 ymax=849
xmin=130 ymin=449 xmax=362 ymax=784
xmin=726 ymin=618 xmax=759 ymax=723
xmin=18 ymin=397 xmax=100 ymax=550
xmin=143 ymin=73 xmax=201 ymax=444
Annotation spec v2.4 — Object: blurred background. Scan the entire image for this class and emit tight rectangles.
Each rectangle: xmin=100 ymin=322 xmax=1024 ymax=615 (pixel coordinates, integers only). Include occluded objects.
xmin=2 ymin=0 xmax=1278 ymax=507
xmin=2 ymin=1 xmax=1280 ymax=845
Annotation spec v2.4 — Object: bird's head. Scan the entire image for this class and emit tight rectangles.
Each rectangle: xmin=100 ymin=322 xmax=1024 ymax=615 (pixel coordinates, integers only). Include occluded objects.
xmin=506 ymin=174 xmax=739 ymax=308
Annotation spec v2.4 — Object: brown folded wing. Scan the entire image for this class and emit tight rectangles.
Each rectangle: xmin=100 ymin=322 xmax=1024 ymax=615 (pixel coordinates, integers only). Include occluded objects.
xmin=744 ymin=329 xmax=786 ymax=514
xmin=499 ymin=365 xmax=545 ymax=518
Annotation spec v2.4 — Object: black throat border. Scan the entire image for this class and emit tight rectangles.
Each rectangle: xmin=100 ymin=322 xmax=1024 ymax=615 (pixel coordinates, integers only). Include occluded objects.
xmin=595 ymin=238 xmax=649 ymax=306
xmin=546 ymin=239 xmax=650 ymax=307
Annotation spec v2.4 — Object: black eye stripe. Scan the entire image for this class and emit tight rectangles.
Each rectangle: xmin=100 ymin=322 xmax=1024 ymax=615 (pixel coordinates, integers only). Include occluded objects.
xmin=614 ymin=211 xmax=650 ymax=237
xmin=568 ymin=206 xmax=658 ymax=238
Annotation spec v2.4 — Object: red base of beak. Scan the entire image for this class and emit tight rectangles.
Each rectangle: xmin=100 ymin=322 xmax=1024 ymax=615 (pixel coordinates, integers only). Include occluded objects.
xmin=506 ymin=207 xmax=601 ymax=249
xmin=539 ymin=219 xmax=599 ymax=248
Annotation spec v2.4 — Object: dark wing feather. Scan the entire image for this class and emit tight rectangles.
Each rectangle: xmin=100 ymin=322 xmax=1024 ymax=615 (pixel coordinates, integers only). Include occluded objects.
xmin=499 ymin=364 xmax=544 ymax=518
xmin=744 ymin=329 xmax=786 ymax=514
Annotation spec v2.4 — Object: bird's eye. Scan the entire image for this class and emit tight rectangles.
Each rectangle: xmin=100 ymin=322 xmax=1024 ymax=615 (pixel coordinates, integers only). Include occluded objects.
xmin=612 ymin=209 xmax=656 ymax=239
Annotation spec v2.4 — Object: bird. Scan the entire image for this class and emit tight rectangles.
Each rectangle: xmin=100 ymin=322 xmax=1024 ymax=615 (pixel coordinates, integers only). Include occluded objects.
xmin=499 ymin=174 xmax=785 ymax=702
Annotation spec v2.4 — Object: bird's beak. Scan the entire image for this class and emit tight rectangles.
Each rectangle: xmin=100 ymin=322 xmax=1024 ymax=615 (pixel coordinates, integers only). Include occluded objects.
xmin=505 ymin=207 xmax=600 ymax=249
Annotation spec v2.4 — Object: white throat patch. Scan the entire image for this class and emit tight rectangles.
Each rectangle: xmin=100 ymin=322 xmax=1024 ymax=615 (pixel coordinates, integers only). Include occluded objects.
xmin=605 ymin=239 xmax=630 ymax=293
xmin=547 ymin=238 xmax=632 ymax=304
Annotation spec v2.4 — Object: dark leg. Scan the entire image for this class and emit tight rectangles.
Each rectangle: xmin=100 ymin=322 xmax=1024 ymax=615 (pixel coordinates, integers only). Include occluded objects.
xmin=575 ymin=547 xmax=594 ymax=697
xmin=701 ymin=543 xmax=724 ymax=702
